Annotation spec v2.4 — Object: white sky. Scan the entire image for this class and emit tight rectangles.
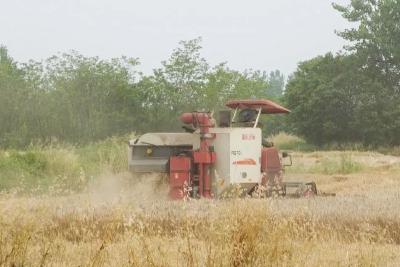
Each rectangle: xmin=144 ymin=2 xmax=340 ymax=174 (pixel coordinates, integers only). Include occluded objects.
xmin=0 ymin=0 xmax=351 ymax=75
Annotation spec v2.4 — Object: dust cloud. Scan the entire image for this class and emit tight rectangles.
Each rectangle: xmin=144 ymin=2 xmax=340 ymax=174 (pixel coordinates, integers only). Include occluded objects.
xmin=86 ymin=171 xmax=169 ymax=206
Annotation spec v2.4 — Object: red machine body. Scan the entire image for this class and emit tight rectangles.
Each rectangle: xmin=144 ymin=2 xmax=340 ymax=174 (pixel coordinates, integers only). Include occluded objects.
xmin=260 ymin=147 xmax=283 ymax=191
xmin=169 ymin=156 xmax=192 ymax=200
xmin=261 ymin=147 xmax=282 ymax=173
xmin=171 ymin=109 xmax=285 ymax=199
xmin=168 ymin=112 xmax=216 ymax=199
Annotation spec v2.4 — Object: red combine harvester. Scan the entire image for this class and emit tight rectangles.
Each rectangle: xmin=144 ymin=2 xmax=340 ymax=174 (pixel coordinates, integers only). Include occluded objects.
xmin=129 ymin=99 xmax=319 ymax=199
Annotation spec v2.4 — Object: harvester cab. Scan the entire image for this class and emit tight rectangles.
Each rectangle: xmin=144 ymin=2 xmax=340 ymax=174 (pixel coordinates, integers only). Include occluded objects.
xmin=128 ymin=99 xmax=318 ymax=200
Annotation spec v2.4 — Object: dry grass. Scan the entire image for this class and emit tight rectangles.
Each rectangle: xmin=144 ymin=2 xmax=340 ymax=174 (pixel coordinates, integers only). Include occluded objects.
xmin=1 ymin=150 xmax=400 ymax=266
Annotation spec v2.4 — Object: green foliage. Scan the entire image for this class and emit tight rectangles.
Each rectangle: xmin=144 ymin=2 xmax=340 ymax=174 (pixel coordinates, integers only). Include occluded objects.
xmin=0 ymin=47 xmax=143 ymax=147
xmin=8 ymin=151 xmax=47 ymax=175
xmin=285 ymin=1 xmax=400 ymax=146
xmin=333 ymin=0 xmax=400 ymax=79
xmin=204 ymin=64 xmax=272 ymax=111
xmin=313 ymin=153 xmax=363 ymax=175
xmin=0 ymin=148 xmax=78 ymax=192
xmin=285 ymin=54 xmax=366 ymax=145
xmin=139 ymin=38 xmax=277 ymax=131
xmin=35 ymin=52 xmax=141 ymax=144
xmin=0 ymin=137 xmax=128 ymax=193
xmin=77 ymin=135 xmax=129 ymax=174
xmin=266 ymin=70 xmax=285 ymax=99
xmin=0 ymin=39 xmax=283 ymax=148
xmin=0 ymin=46 xmax=32 ymax=147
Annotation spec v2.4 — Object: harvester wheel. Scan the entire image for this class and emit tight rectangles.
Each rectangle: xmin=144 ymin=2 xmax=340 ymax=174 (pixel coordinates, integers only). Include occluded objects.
xmin=250 ymin=184 xmax=267 ymax=198
xmin=266 ymin=185 xmax=285 ymax=197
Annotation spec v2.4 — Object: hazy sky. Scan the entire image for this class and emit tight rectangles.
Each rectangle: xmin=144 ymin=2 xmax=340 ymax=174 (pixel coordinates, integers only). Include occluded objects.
xmin=1 ymin=0 xmax=351 ymax=75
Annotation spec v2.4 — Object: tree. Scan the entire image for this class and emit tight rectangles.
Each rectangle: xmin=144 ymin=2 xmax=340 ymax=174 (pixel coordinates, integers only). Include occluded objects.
xmin=139 ymin=38 xmax=276 ymax=131
xmin=40 ymin=52 xmax=141 ymax=143
xmin=333 ymin=0 xmax=400 ymax=88
xmin=0 ymin=46 xmax=32 ymax=147
xmin=333 ymin=0 xmax=400 ymax=145
xmin=267 ymin=70 xmax=285 ymax=99
xmin=0 ymin=40 xmax=287 ymax=147
xmin=286 ymin=54 xmax=355 ymax=145
xmin=285 ymin=52 xmax=400 ymax=146
xmin=154 ymin=37 xmax=209 ymax=111
xmin=284 ymin=1 xmax=400 ymax=146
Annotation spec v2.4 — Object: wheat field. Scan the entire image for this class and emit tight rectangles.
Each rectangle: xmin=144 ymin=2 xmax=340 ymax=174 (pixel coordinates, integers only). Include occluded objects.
xmin=1 ymin=149 xmax=400 ymax=266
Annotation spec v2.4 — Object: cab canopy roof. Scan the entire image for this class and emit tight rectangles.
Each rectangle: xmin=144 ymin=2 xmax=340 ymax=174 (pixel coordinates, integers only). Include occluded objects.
xmin=225 ymin=99 xmax=290 ymax=114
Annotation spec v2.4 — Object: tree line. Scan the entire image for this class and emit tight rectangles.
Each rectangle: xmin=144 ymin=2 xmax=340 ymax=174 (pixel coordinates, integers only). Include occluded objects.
xmin=0 ymin=38 xmax=284 ymax=148
xmin=285 ymin=0 xmax=400 ymax=146
xmin=1 ymin=0 xmax=399 ymax=148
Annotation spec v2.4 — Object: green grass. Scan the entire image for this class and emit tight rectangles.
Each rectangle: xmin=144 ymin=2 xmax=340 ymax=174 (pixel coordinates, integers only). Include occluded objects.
xmin=311 ymin=153 xmax=364 ymax=175
xmin=0 ymin=136 xmax=130 ymax=194
xmin=285 ymin=151 xmax=366 ymax=175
